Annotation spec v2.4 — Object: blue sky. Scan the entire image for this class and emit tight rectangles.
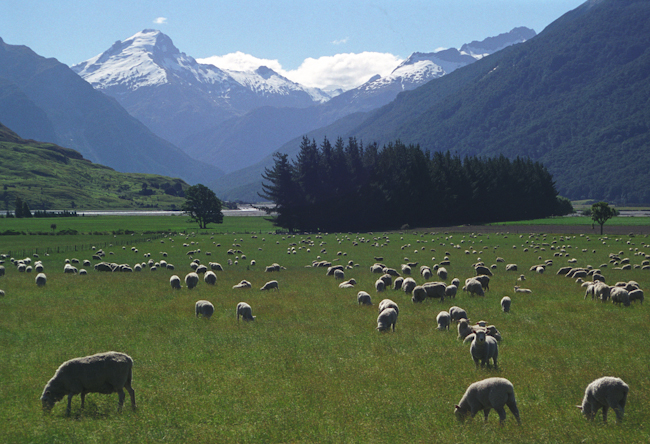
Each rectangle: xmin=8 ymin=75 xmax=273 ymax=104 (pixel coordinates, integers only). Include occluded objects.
xmin=1 ymin=0 xmax=585 ymax=89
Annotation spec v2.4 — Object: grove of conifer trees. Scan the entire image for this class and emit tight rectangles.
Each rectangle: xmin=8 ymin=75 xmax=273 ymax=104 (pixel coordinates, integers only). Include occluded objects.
xmin=260 ymin=137 xmax=571 ymax=232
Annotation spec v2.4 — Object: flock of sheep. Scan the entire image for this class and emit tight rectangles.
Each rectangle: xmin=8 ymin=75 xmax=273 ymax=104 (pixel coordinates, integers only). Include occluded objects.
xmin=0 ymin=230 xmax=645 ymax=424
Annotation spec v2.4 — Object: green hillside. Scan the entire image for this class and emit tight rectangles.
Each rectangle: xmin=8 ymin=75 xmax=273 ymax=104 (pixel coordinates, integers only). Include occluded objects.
xmin=0 ymin=123 xmax=189 ymax=211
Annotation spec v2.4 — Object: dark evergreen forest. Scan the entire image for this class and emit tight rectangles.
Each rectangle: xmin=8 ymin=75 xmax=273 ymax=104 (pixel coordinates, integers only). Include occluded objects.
xmin=260 ymin=137 xmax=572 ymax=232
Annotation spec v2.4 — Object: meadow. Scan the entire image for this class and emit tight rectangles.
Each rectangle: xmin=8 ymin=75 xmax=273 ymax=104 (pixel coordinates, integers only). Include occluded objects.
xmin=1 ymin=216 xmax=649 ymax=443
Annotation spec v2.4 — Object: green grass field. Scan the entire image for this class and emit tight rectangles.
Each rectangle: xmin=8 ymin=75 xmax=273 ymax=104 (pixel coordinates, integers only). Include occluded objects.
xmin=1 ymin=218 xmax=649 ymax=443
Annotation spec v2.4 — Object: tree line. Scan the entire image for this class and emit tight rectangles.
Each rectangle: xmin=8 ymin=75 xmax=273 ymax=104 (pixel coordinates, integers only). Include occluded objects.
xmin=260 ymin=137 xmax=572 ymax=232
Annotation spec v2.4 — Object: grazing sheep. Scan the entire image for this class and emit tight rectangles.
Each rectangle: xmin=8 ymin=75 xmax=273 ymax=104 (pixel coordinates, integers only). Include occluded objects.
xmin=445 ymin=284 xmax=458 ymax=299
xmin=421 ymin=268 xmax=433 ymax=279
xmin=557 ymin=266 xmax=573 ymax=275
xmin=628 ymin=289 xmax=644 ymax=304
xmin=457 ymin=319 xmax=476 ymax=340
xmin=463 ymin=279 xmax=485 ymax=297
xmin=63 ymin=264 xmax=78 ymax=274
xmin=236 ymin=302 xmax=255 ymax=321
xmin=451 ymin=277 xmax=460 ymax=288
xmin=40 ymin=351 xmax=136 ymax=415
xmin=170 ymin=275 xmax=182 ymax=289
xmin=333 ymin=269 xmax=345 ymax=280
xmin=501 ymin=296 xmax=511 ymax=313
xmin=610 ymin=287 xmax=630 ymax=307
xmin=379 ymin=273 xmax=392 ymax=289
xmin=595 ymin=282 xmax=611 ymax=302
xmin=470 ymin=329 xmax=499 ymax=369
xmin=475 ymin=275 xmax=490 ymax=291
xmin=401 ymin=264 xmax=412 ymax=275
xmin=436 ymin=311 xmax=451 ymax=330
xmin=475 ymin=265 xmax=493 ymax=276
xmin=376 ymin=308 xmax=398 ymax=332
xmin=411 ymin=285 xmax=428 ymax=303
xmin=339 ymin=279 xmax=356 ymax=289
xmin=423 ymin=282 xmax=446 ymax=301
xmin=0 ymin=289 xmax=4 ymax=297
xmin=378 ymin=299 xmax=399 ymax=315
xmin=393 ymin=277 xmax=404 ymax=290
xmin=449 ymin=306 xmax=468 ymax=323
xmin=35 ymin=272 xmax=47 ymax=287
xmin=232 ymin=280 xmax=252 ymax=289
xmin=454 ymin=377 xmax=520 ymax=424
xmin=357 ymin=291 xmax=372 ymax=305
xmin=370 ymin=264 xmax=385 ymax=274
xmin=437 ymin=267 xmax=448 ymax=280
xmin=327 ymin=265 xmax=344 ymax=276
xmin=505 ymin=264 xmax=518 ymax=272
xmin=383 ymin=267 xmax=400 ymax=277
xmin=204 ymin=271 xmax=217 ymax=285
xmin=375 ymin=278 xmax=386 ymax=292
xmin=260 ymin=280 xmax=279 ymax=291
xmin=578 ymin=376 xmax=628 ymax=423
xmin=402 ymin=277 xmax=417 ymax=294
xmin=195 ymin=300 xmax=214 ymax=318
xmin=513 ymin=286 xmax=532 ymax=294
xmin=185 ymin=272 xmax=199 ymax=289
xmin=209 ymin=262 xmax=223 ymax=271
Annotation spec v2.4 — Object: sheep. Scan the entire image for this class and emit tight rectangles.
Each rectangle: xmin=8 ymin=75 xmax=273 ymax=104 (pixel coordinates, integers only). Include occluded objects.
xmin=0 ymin=265 xmax=4 ymax=276
xmin=170 ymin=275 xmax=182 ymax=289
xmin=357 ymin=291 xmax=372 ymax=305
xmin=437 ymin=267 xmax=448 ymax=280
xmin=375 ymin=278 xmax=386 ymax=292
xmin=376 ymin=308 xmax=398 ymax=332
xmin=454 ymin=377 xmax=520 ymax=424
xmin=628 ymin=289 xmax=644 ymax=304
xmin=327 ymin=265 xmax=344 ymax=276
xmin=195 ymin=300 xmax=214 ymax=318
xmin=393 ymin=277 xmax=404 ymax=290
xmin=378 ymin=299 xmax=399 ymax=315
xmin=475 ymin=275 xmax=490 ymax=291
xmin=370 ymin=264 xmax=385 ymax=274
xmin=445 ymin=284 xmax=458 ymax=299
xmin=383 ymin=267 xmax=400 ymax=277
xmin=463 ymin=279 xmax=485 ymax=297
xmin=470 ymin=329 xmax=499 ymax=369
xmin=339 ymin=279 xmax=357 ymax=289
xmin=0 ymin=289 xmax=4 ymax=297
xmin=402 ymin=277 xmax=417 ymax=294
xmin=204 ymin=270 xmax=217 ymax=285
xmin=436 ymin=311 xmax=451 ymax=330
xmin=421 ymin=268 xmax=433 ymax=280
xmin=578 ymin=376 xmax=628 ymax=423
xmin=401 ymin=264 xmax=412 ymax=275
xmin=557 ymin=266 xmax=573 ymax=275
xmin=501 ymin=296 xmax=511 ymax=313
xmin=195 ymin=264 xmax=208 ymax=274
xmin=451 ymin=277 xmax=460 ymax=288
xmin=260 ymin=280 xmax=279 ymax=291
xmin=379 ymin=273 xmax=392 ymax=289
xmin=595 ymin=282 xmax=611 ymax=302
xmin=40 ymin=351 xmax=136 ymax=415
xmin=513 ymin=286 xmax=532 ymax=294
xmin=411 ymin=285 xmax=428 ymax=303
xmin=449 ymin=306 xmax=468 ymax=323
xmin=35 ymin=272 xmax=47 ymax=287
xmin=236 ymin=302 xmax=256 ymax=321
xmin=505 ymin=264 xmax=518 ymax=272
xmin=423 ymin=282 xmax=446 ymax=301
xmin=63 ymin=264 xmax=78 ymax=274
xmin=475 ymin=265 xmax=493 ymax=276
xmin=232 ymin=280 xmax=252 ymax=289
xmin=185 ymin=272 xmax=199 ymax=289
xmin=457 ymin=319 xmax=475 ymax=340
xmin=610 ymin=287 xmax=630 ymax=307
xmin=209 ymin=262 xmax=223 ymax=271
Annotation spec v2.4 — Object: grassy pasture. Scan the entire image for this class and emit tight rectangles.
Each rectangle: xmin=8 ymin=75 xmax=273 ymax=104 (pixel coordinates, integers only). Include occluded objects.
xmin=1 ymin=221 xmax=649 ymax=443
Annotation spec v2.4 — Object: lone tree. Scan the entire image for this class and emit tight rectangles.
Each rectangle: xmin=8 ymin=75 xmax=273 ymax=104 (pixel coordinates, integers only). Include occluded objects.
xmin=591 ymin=201 xmax=617 ymax=235
xmin=182 ymin=184 xmax=224 ymax=229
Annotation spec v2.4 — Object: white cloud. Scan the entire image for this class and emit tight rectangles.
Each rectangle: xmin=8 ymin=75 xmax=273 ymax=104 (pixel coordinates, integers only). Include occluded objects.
xmin=153 ymin=17 xmax=167 ymax=24
xmin=199 ymin=51 xmax=403 ymax=92
xmin=332 ymin=37 xmax=349 ymax=45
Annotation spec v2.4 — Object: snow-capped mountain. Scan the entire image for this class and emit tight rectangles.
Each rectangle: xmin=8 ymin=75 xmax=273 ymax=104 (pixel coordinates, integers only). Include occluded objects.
xmin=72 ymin=29 xmax=330 ymax=148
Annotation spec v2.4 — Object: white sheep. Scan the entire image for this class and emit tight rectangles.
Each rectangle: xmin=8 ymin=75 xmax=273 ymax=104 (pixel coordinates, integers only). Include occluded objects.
xmin=628 ymin=289 xmax=644 ymax=304
xmin=437 ymin=267 xmax=448 ymax=280
xmin=357 ymin=291 xmax=372 ymax=305
xmin=185 ymin=272 xmax=199 ymax=289
xmin=578 ymin=376 xmax=628 ymax=423
xmin=339 ymin=279 xmax=356 ymax=289
xmin=170 ymin=275 xmax=182 ymax=289
xmin=505 ymin=264 xmax=518 ymax=272
xmin=445 ymin=284 xmax=458 ymax=299
xmin=232 ymin=280 xmax=252 ymax=289
xmin=236 ymin=302 xmax=256 ymax=321
xmin=35 ymin=272 xmax=47 ymax=287
xmin=470 ymin=328 xmax=499 ymax=369
xmin=513 ymin=285 xmax=532 ymax=294
xmin=376 ymin=308 xmax=398 ymax=332
xmin=454 ymin=377 xmax=520 ymax=424
xmin=204 ymin=271 xmax=217 ymax=285
xmin=402 ymin=277 xmax=417 ymax=294
xmin=195 ymin=300 xmax=214 ymax=318
xmin=378 ymin=299 xmax=399 ymax=315
xmin=411 ymin=285 xmax=427 ymax=303
xmin=436 ymin=311 xmax=451 ymax=330
xmin=393 ymin=277 xmax=404 ymax=290
xmin=449 ymin=306 xmax=468 ymax=323
xmin=40 ymin=351 xmax=136 ymax=415
xmin=463 ymin=279 xmax=485 ymax=297
xmin=501 ymin=296 xmax=512 ymax=313
xmin=375 ymin=278 xmax=386 ymax=293
xmin=260 ymin=280 xmax=279 ymax=291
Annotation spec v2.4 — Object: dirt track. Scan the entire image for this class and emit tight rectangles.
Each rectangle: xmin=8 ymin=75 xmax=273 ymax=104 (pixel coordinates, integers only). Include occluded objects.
xmin=424 ymin=225 xmax=650 ymax=236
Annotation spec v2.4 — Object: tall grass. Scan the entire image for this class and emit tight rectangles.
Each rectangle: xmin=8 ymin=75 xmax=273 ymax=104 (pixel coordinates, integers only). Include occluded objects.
xmin=0 ymin=228 xmax=649 ymax=443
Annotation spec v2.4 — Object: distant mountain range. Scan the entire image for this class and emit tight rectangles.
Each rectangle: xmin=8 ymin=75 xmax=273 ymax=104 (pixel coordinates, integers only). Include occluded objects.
xmin=74 ymin=28 xmax=534 ymax=173
xmin=211 ymin=0 xmax=650 ymax=205
xmin=0 ymin=37 xmax=222 ymax=185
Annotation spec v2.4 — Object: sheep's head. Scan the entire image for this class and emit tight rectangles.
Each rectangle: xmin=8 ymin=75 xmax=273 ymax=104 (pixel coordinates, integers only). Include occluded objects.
xmin=454 ymin=404 xmax=469 ymax=422
xmin=474 ymin=329 xmax=487 ymax=344
xmin=40 ymin=390 xmax=61 ymax=412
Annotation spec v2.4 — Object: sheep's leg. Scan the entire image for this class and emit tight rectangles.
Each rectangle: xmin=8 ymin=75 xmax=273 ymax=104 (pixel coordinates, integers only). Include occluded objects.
xmin=483 ymin=408 xmax=491 ymax=422
xmin=126 ymin=384 xmax=137 ymax=410
xmin=507 ymin=401 xmax=521 ymax=424
xmin=494 ymin=406 xmax=507 ymax=423
xmin=601 ymin=405 xmax=608 ymax=423
xmin=473 ymin=358 xmax=480 ymax=369
xmin=80 ymin=391 xmax=86 ymax=408
xmin=117 ymin=389 xmax=125 ymax=412
xmin=66 ymin=393 xmax=74 ymax=416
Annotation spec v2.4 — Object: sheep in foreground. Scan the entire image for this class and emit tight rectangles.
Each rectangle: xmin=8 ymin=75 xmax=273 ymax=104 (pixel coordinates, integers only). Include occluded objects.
xmin=236 ymin=302 xmax=255 ymax=321
xmin=470 ymin=329 xmax=499 ymax=369
xmin=501 ymin=296 xmax=511 ymax=313
xmin=376 ymin=307 xmax=398 ymax=332
xmin=185 ymin=272 xmax=199 ymax=289
xmin=260 ymin=280 xmax=279 ymax=291
xmin=578 ymin=376 xmax=628 ymax=423
xmin=204 ymin=271 xmax=217 ymax=285
xmin=170 ymin=275 xmax=182 ymax=289
xmin=35 ymin=272 xmax=47 ymax=287
xmin=454 ymin=377 xmax=520 ymax=424
xmin=610 ymin=287 xmax=630 ymax=307
xmin=378 ymin=299 xmax=399 ymax=315
xmin=40 ymin=351 xmax=136 ymax=415
xmin=357 ymin=291 xmax=372 ymax=305
xmin=232 ymin=280 xmax=252 ymax=289
xmin=195 ymin=300 xmax=214 ymax=318
xmin=436 ymin=311 xmax=451 ymax=330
